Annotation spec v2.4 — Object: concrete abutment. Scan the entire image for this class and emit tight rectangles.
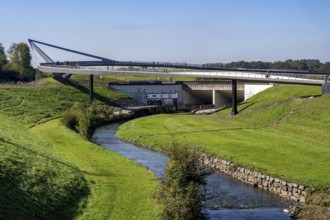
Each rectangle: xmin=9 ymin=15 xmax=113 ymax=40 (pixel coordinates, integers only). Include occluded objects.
xmin=322 ymin=82 xmax=330 ymax=95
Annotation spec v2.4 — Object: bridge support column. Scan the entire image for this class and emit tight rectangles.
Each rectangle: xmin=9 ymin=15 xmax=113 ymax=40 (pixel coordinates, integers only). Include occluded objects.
xmin=231 ymin=80 xmax=238 ymax=115
xmin=212 ymin=90 xmax=218 ymax=107
xmin=89 ymin=74 xmax=94 ymax=102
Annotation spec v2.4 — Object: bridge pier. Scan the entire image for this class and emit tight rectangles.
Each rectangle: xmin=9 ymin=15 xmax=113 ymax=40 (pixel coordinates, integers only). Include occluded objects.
xmin=231 ymin=80 xmax=238 ymax=115
xmin=89 ymin=74 xmax=94 ymax=102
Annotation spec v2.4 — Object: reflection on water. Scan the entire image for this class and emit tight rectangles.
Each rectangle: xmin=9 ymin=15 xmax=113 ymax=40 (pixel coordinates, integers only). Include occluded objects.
xmin=92 ymin=123 xmax=291 ymax=220
xmin=208 ymin=208 xmax=290 ymax=220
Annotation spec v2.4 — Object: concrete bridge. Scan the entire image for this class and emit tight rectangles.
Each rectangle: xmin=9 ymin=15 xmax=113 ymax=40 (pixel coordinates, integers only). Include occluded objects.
xmin=29 ymin=39 xmax=330 ymax=115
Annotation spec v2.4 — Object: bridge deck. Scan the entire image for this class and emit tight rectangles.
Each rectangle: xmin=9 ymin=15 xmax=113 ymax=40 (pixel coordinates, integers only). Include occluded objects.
xmin=39 ymin=65 xmax=324 ymax=86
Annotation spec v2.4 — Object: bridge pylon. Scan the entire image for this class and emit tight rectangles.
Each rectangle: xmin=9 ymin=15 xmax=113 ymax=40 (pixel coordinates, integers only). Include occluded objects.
xmin=89 ymin=74 xmax=94 ymax=102
xmin=231 ymin=80 xmax=238 ymax=115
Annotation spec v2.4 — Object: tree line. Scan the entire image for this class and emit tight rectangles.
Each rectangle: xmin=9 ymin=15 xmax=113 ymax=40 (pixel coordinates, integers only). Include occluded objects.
xmin=207 ymin=59 xmax=330 ymax=72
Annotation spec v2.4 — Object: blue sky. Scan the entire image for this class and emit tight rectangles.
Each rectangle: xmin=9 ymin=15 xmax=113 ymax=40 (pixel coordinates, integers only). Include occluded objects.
xmin=1 ymin=0 xmax=330 ymax=64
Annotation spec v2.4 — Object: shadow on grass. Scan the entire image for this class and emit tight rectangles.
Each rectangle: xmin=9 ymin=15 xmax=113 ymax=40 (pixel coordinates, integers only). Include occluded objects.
xmin=0 ymin=137 xmax=112 ymax=178
xmin=238 ymin=102 xmax=256 ymax=113
xmin=54 ymin=75 xmax=119 ymax=106
xmin=0 ymin=176 xmax=90 ymax=220
xmin=0 ymin=141 xmax=91 ymax=220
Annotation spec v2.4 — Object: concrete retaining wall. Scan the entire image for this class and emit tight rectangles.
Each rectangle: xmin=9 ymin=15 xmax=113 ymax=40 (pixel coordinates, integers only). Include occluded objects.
xmin=244 ymin=83 xmax=273 ymax=100
xmin=199 ymin=153 xmax=307 ymax=203
xmin=111 ymin=83 xmax=183 ymax=105
xmin=322 ymin=82 xmax=330 ymax=95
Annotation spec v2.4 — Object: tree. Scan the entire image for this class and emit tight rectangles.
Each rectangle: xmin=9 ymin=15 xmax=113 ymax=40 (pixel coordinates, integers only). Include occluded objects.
xmin=0 ymin=43 xmax=7 ymax=71
xmin=7 ymin=42 xmax=33 ymax=80
xmin=318 ymin=62 xmax=330 ymax=72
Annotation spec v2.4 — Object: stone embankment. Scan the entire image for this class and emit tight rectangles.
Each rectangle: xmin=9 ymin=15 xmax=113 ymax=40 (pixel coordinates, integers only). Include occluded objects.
xmin=200 ymin=153 xmax=307 ymax=203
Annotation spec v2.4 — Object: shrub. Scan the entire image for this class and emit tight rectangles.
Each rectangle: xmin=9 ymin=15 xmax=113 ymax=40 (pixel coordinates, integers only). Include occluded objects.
xmin=89 ymin=103 xmax=113 ymax=122
xmin=61 ymin=110 xmax=79 ymax=131
xmin=77 ymin=112 xmax=95 ymax=139
xmin=61 ymin=102 xmax=116 ymax=139
xmin=157 ymin=142 xmax=209 ymax=220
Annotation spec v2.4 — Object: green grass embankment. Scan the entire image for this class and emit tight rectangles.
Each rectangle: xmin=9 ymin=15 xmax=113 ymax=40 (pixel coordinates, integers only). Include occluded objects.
xmin=30 ymin=119 xmax=161 ymax=219
xmin=0 ymin=83 xmax=161 ymax=219
xmin=117 ymin=85 xmax=330 ymax=187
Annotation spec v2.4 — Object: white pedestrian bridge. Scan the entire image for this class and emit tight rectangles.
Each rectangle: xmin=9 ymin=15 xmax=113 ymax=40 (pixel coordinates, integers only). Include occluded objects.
xmin=29 ymin=38 xmax=330 ymax=107
xmin=38 ymin=65 xmax=325 ymax=86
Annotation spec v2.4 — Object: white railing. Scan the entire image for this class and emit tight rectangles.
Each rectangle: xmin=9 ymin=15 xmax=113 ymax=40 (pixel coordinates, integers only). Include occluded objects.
xmin=38 ymin=65 xmax=325 ymax=85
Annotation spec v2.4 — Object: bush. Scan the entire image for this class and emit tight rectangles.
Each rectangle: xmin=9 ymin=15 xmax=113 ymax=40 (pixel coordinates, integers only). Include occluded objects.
xmin=61 ymin=110 xmax=79 ymax=131
xmin=89 ymin=102 xmax=113 ymax=121
xmin=61 ymin=102 xmax=116 ymax=139
xmin=77 ymin=112 xmax=95 ymax=139
xmin=157 ymin=142 xmax=209 ymax=220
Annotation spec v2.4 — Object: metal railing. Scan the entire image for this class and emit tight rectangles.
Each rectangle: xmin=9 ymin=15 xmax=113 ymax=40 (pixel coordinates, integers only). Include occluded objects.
xmin=38 ymin=64 xmax=326 ymax=85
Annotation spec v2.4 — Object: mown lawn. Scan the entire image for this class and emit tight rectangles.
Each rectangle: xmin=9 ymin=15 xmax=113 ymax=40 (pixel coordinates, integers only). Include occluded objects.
xmin=30 ymin=119 xmax=161 ymax=220
xmin=117 ymin=85 xmax=330 ymax=187
xmin=0 ymin=83 xmax=161 ymax=219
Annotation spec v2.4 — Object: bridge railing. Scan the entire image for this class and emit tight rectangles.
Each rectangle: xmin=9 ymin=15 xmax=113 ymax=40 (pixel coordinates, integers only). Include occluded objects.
xmin=39 ymin=64 xmax=325 ymax=84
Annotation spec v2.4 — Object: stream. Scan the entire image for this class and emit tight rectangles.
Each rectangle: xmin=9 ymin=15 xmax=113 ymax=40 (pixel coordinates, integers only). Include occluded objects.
xmin=92 ymin=123 xmax=291 ymax=220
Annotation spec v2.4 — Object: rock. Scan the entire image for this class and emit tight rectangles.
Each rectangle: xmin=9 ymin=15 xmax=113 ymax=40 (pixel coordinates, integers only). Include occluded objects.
xmin=299 ymin=196 xmax=305 ymax=203
xmin=274 ymin=182 xmax=280 ymax=187
xmin=248 ymin=176 xmax=254 ymax=182
xmin=292 ymin=183 xmax=298 ymax=188
xmin=288 ymin=205 xmax=302 ymax=218
xmin=290 ymin=196 xmax=299 ymax=202
xmin=258 ymin=174 xmax=265 ymax=179
xmin=281 ymin=191 xmax=288 ymax=196
xmin=298 ymin=185 xmax=305 ymax=190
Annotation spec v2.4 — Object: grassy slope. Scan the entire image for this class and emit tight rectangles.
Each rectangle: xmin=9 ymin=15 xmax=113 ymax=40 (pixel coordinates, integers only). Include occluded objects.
xmin=0 ymin=83 xmax=128 ymax=127
xmin=0 ymin=83 xmax=161 ymax=219
xmin=30 ymin=120 xmax=161 ymax=220
xmin=0 ymin=115 xmax=89 ymax=220
xmin=117 ymin=85 xmax=330 ymax=187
